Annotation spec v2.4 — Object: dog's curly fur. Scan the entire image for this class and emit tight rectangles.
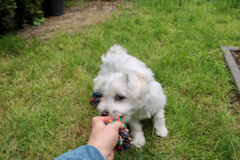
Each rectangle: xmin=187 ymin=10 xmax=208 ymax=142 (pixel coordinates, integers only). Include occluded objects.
xmin=93 ymin=44 xmax=168 ymax=148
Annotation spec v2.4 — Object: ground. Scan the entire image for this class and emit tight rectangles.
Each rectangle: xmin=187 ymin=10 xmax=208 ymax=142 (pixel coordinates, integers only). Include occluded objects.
xmin=229 ymin=49 xmax=240 ymax=110
xmin=2 ymin=3 xmax=240 ymax=159
xmin=231 ymin=50 xmax=240 ymax=70
xmin=17 ymin=2 xmax=120 ymax=40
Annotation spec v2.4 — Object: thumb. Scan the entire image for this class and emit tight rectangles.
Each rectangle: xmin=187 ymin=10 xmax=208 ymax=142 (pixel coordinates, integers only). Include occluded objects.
xmin=112 ymin=121 xmax=125 ymax=131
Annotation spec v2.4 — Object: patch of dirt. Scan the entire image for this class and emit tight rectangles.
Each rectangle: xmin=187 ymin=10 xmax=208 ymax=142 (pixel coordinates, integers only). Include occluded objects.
xmin=227 ymin=49 xmax=240 ymax=115
xmin=230 ymin=50 xmax=240 ymax=70
xmin=17 ymin=1 xmax=121 ymax=40
xmin=228 ymin=92 xmax=240 ymax=116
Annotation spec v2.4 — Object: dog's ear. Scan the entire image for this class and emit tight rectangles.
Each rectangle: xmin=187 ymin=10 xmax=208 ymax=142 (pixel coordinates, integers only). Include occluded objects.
xmin=93 ymin=75 xmax=106 ymax=92
xmin=125 ymin=71 xmax=153 ymax=98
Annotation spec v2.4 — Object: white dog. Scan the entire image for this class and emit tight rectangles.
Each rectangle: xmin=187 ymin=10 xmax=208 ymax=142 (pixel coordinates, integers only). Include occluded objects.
xmin=93 ymin=44 xmax=168 ymax=148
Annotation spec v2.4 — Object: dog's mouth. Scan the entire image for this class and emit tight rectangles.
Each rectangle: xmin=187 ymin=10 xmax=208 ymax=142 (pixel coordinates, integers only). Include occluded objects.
xmin=112 ymin=110 xmax=123 ymax=118
xmin=101 ymin=111 xmax=109 ymax=116
xmin=101 ymin=110 xmax=123 ymax=119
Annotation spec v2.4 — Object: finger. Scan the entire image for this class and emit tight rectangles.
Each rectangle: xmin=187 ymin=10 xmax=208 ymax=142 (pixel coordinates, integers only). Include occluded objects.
xmin=92 ymin=116 xmax=112 ymax=124
xmin=112 ymin=121 xmax=125 ymax=130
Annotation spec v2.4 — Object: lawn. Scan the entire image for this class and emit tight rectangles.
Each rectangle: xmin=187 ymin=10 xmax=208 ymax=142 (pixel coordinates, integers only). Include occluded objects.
xmin=1 ymin=2 xmax=240 ymax=159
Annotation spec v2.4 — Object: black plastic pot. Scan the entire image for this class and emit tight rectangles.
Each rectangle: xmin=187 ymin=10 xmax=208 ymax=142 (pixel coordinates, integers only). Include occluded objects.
xmin=45 ymin=0 xmax=65 ymax=16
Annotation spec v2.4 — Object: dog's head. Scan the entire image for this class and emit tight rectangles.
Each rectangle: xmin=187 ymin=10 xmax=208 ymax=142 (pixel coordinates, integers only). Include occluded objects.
xmin=93 ymin=71 xmax=153 ymax=122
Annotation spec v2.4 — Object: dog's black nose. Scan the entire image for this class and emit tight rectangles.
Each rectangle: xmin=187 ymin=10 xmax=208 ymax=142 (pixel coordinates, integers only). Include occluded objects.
xmin=101 ymin=111 xmax=108 ymax=116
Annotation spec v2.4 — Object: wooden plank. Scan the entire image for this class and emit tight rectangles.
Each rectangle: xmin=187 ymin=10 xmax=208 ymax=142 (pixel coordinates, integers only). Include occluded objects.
xmin=221 ymin=46 xmax=240 ymax=93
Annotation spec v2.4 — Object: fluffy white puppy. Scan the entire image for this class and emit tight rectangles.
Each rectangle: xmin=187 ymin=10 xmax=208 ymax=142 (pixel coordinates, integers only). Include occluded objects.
xmin=93 ymin=44 xmax=168 ymax=148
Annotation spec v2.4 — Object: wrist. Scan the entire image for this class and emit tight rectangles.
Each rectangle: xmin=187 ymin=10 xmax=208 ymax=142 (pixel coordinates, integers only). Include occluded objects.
xmin=88 ymin=142 xmax=108 ymax=159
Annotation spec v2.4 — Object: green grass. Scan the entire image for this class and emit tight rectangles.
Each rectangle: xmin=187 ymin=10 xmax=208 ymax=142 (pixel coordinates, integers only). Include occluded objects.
xmin=0 ymin=33 xmax=26 ymax=56
xmin=1 ymin=3 xmax=240 ymax=160
xmin=65 ymin=0 xmax=90 ymax=8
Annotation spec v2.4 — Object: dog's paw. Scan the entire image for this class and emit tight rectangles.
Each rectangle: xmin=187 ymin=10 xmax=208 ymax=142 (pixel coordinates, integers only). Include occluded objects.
xmin=132 ymin=132 xmax=146 ymax=148
xmin=156 ymin=128 xmax=168 ymax=137
xmin=132 ymin=139 xmax=145 ymax=148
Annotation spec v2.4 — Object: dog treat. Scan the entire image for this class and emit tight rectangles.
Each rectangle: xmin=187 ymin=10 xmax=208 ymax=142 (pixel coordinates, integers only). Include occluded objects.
xmin=89 ymin=93 xmax=104 ymax=109
xmin=105 ymin=116 xmax=132 ymax=152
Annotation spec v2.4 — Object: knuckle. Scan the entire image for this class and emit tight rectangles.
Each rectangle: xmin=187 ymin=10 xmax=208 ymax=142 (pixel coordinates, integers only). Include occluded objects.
xmin=112 ymin=124 xmax=118 ymax=131
xmin=113 ymin=122 xmax=122 ymax=130
xmin=92 ymin=117 xmax=98 ymax=123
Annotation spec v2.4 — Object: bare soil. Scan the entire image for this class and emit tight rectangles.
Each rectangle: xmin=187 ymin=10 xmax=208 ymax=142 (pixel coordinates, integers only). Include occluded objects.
xmin=228 ymin=91 xmax=240 ymax=116
xmin=17 ymin=1 xmax=120 ymax=40
xmin=230 ymin=50 xmax=240 ymax=70
xmin=229 ymin=49 xmax=240 ymax=115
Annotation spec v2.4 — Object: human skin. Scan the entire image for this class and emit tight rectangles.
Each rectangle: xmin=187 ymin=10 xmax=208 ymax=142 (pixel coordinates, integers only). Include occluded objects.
xmin=87 ymin=116 xmax=125 ymax=160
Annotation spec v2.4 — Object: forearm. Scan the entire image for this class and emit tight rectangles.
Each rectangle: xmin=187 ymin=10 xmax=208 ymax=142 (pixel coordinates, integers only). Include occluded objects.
xmin=55 ymin=145 xmax=105 ymax=160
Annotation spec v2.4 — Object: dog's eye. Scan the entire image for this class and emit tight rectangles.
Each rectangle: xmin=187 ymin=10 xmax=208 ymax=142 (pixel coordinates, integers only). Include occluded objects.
xmin=116 ymin=95 xmax=124 ymax=100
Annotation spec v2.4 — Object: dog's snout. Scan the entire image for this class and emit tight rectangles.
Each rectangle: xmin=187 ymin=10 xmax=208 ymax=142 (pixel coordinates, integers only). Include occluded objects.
xmin=101 ymin=111 xmax=109 ymax=116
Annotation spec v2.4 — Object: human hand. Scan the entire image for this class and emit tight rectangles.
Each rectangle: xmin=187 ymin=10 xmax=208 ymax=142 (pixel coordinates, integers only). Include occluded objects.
xmin=87 ymin=116 xmax=125 ymax=160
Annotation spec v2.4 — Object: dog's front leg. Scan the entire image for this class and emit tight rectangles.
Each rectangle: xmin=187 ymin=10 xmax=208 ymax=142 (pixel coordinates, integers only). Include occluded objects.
xmin=128 ymin=118 xmax=145 ymax=148
xmin=154 ymin=109 xmax=168 ymax=137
